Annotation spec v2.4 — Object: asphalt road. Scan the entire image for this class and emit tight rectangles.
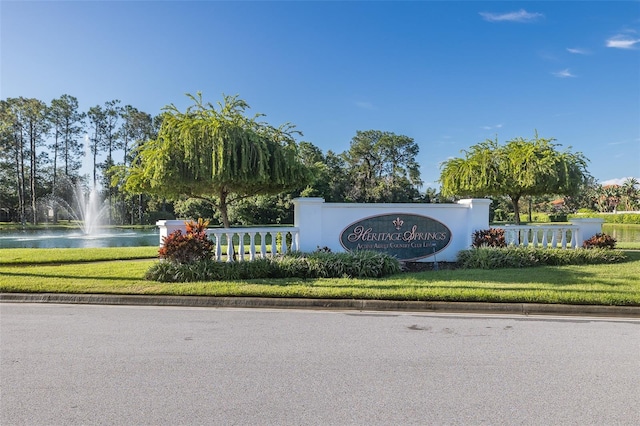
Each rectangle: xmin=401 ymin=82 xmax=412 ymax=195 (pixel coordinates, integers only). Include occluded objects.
xmin=1 ymin=303 xmax=639 ymax=425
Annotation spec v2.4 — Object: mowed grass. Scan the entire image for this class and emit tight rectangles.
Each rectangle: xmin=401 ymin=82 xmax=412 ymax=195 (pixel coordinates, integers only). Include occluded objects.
xmin=615 ymin=242 xmax=640 ymax=250
xmin=1 ymin=247 xmax=639 ymax=306
xmin=0 ymin=247 xmax=159 ymax=264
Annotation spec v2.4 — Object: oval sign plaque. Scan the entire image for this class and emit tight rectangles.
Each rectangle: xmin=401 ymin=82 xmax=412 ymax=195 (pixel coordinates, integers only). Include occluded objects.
xmin=339 ymin=213 xmax=452 ymax=261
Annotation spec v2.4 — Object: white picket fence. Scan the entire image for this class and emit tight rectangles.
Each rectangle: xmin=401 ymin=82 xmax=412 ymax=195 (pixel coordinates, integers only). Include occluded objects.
xmin=205 ymin=227 xmax=299 ymax=262
xmin=494 ymin=225 xmax=580 ymax=249
xmin=156 ymin=221 xmax=299 ymax=262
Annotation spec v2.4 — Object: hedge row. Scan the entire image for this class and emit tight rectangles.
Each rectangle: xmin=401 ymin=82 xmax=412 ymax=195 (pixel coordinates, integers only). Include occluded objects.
xmin=456 ymin=247 xmax=627 ymax=269
xmin=146 ymin=250 xmax=402 ymax=282
xmin=568 ymin=213 xmax=640 ymax=224
xmin=147 ymin=247 xmax=629 ymax=282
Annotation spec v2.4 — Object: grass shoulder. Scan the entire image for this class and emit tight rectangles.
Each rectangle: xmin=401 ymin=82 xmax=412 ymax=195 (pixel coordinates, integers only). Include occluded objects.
xmin=0 ymin=247 xmax=158 ymax=265
xmin=1 ymin=247 xmax=638 ymax=306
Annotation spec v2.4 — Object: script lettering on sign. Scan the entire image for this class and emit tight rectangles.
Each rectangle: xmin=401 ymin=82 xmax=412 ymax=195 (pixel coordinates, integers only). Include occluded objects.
xmin=339 ymin=213 xmax=452 ymax=261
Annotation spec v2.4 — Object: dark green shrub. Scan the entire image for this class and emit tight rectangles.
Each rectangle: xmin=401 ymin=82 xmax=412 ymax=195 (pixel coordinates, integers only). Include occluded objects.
xmin=548 ymin=213 xmax=568 ymax=222
xmin=276 ymin=250 xmax=401 ymax=279
xmin=472 ymin=228 xmax=506 ymax=248
xmin=158 ymin=219 xmax=214 ymax=264
xmin=146 ymin=258 xmax=279 ymax=282
xmin=457 ymin=247 xmax=626 ymax=269
xmin=583 ymin=233 xmax=616 ymax=249
xmin=145 ymin=250 xmax=402 ymax=282
xmin=493 ymin=209 xmax=507 ymax=222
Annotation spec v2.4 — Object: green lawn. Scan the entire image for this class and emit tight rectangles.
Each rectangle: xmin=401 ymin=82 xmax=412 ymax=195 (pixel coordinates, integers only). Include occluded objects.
xmin=0 ymin=247 xmax=159 ymax=264
xmin=1 ymin=247 xmax=638 ymax=306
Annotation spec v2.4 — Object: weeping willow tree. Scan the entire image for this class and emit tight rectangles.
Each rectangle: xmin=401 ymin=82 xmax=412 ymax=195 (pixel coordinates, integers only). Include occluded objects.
xmin=439 ymin=133 xmax=590 ymax=224
xmin=124 ymin=93 xmax=312 ymax=227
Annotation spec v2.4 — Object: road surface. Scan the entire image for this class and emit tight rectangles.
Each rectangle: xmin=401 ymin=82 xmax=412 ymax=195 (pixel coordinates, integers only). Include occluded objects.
xmin=1 ymin=303 xmax=638 ymax=425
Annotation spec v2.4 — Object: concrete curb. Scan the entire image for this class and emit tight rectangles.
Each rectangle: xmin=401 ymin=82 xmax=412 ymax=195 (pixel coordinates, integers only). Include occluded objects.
xmin=1 ymin=293 xmax=639 ymax=318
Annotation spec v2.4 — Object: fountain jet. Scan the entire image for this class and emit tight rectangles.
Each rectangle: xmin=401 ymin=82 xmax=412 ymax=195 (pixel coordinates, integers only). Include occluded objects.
xmin=48 ymin=183 xmax=108 ymax=235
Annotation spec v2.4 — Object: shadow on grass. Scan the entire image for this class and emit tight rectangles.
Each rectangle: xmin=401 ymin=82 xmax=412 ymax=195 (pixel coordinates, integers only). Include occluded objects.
xmin=0 ymin=270 xmax=143 ymax=282
xmin=397 ymin=268 xmax=610 ymax=287
xmin=393 ymin=251 xmax=640 ymax=287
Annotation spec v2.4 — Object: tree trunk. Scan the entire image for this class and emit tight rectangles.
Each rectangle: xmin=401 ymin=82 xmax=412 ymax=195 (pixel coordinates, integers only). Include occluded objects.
xmin=15 ymin=133 xmax=26 ymax=226
xmin=30 ymin=122 xmax=38 ymax=225
xmin=107 ymin=146 xmax=112 ymax=225
xmin=218 ymin=190 xmax=230 ymax=228
xmin=64 ymin=125 xmax=70 ymax=176
xmin=52 ymin=132 xmax=59 ymax=224
xmin=510 ymin=195 xmax=521 ymax=225
xmin=93 ymin=146 xmax=98 ymax=188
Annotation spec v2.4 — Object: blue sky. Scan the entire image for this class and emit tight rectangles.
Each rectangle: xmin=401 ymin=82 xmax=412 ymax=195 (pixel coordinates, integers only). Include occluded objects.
xmin=2 ymin=1 xmax=639 ymax=189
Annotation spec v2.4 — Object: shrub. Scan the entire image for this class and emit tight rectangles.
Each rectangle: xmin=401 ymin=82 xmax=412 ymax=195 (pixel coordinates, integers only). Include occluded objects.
xmin=158 ymin=218 xmax=214 ymax=264
xmin=472 ymin=228 xmax=506 ymax=248
xmin=623 ymin=215 xmax=640 ymax=224
xmin=532 ymin=213 xmax=551 ymax=223
xmin=492 ymin=208 xmax=508 ymax=222
xmin=548 ymin=213 xmax=568 ymax=222
xmin=145 ymin=250 xmax=402 ymax=282
xmin=568 ymin=213 xmax=640 ymax=224
xmin=457 ymin=247 xmax=626 ymax=269
xmin=583 ymin=233 xmax=616 ymax=249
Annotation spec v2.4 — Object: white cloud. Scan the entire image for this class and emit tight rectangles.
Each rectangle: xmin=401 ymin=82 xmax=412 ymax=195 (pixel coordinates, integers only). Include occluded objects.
xmin=355 ymin=101 xmax=374 ymax=110
xmin=479 ymin=9 xmax=544 ymax=23
xmin=607 ymin=137 xmax=638 ymax=145
xmin=601 ymin=177 xmax=640 ymax=186
xmin=606 ymin=34 xmax=640 ymax=49
xmin=566 ymin=47 xmax=590 ymax=55
xmin=552 ymin=69 xmax=576 ymax=78
xmin=482 ymin=124 xmax=503 ymax=130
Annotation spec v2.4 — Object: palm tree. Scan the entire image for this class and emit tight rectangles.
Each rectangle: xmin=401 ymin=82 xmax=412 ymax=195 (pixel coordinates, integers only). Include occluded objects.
xmin=621 ymin=177 xmax=639 ymax=211
xmin=602 ymin=185 xmax=621 ymax=212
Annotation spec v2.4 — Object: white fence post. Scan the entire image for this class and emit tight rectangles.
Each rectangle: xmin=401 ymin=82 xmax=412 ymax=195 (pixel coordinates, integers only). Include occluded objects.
xmin=457 ymin=198 xmax=492 ymax=249
xmin=156 ymin=220 xmax=187 ymax=246
xmin=293 ymin=197 xmax=325 ymax=253
xmin=569 ymin=218 xmax=604 ymax=248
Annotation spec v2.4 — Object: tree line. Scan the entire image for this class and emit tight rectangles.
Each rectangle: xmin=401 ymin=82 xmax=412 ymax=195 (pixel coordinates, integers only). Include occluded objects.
xmin=0 ymin=94 xmax=427 ymax=227
xmin=1 ymin=93 xmax=638 ymax=228
xmin=0 ymin=95 xmax=160 ymax=225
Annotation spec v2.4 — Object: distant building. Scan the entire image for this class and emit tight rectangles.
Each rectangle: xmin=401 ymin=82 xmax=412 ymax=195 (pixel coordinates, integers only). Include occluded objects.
xmin=550 ymin=198 xmax=565 ymax=211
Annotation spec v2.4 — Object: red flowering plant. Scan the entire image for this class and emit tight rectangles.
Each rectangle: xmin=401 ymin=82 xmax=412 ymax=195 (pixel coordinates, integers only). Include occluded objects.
xmin=472 ymin=228 xmax=507 ymax=248
xmin=582 ymin=233 xmax=616 ymax=250
xmin=158 ymin=218 xmax=214 ymax=263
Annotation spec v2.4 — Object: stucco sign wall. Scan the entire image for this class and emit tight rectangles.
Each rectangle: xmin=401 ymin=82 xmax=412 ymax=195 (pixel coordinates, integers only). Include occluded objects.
xmin=340 ymin=213 xmax=452 ymax=261
xmin=293 ymin=197 xmax=491 ymax=263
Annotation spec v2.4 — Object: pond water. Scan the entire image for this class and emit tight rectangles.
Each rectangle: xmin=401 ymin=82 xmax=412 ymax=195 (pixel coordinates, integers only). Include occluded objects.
xmin=603 ymin=224 xmax=640 ymax=243
xmin=0 ymin=228 xmax=159 ymax=249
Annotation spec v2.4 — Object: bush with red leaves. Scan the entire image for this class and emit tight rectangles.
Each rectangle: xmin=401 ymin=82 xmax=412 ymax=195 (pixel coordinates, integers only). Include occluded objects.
xmin=582 ymin=233 xmax=616 ymax=250
xmin=158 ymin=218 xmax=214 ymax=263
xmin=472 ymin=228 xmax=507 ymax=248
